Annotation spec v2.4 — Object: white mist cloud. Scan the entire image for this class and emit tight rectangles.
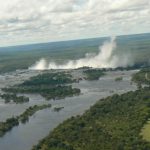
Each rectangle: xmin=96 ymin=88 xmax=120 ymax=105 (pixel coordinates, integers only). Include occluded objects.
xmin=30 ymin=58 xmax=47 ymax=70
xmin=29 ymin=37 xmax=133 ymax=70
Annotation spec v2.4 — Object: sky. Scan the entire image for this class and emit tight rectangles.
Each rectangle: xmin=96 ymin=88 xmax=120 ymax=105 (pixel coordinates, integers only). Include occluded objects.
xmin=0 ymin=0 xmax=150 ymax=47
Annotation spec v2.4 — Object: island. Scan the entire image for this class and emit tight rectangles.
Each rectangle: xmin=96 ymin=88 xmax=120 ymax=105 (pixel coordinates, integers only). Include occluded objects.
xmin=83 ymin=69 xmax=105 ymax=80
xmin=132 ymin=68 xmax=150 ymax=85
xmin=53 ymin=107 xmax=64 ymax=112
xmin=0 ymin=104 xmax=51 ymax=137
xmin=2 ymin=72 xmax=81 ymax=100
xmin=115 ymin=77 xmax=123 ymax=81
xmin=32 ymin=69 xmax=150 ymax=150
xmin=0 ymin=93 xmax=29 ymax=104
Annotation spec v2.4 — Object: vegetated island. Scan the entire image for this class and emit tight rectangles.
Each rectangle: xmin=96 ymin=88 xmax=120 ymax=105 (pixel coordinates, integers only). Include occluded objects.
xmin=19 ymin=104 xmax=51 ymax=123
xmin=32 ymin=87 xmax=150 ymax=150
xmin=32 ymin=69 xmax=150 ymax=150
xmin=0 ymin=93 xmax=29 ymax=104
xmin=115 ymin=77 xmax=123 ymax=81
xmin=53 ymin=107 xmax=64 ymax=112
xmin=0 ymin=104 xmax=51 ymax=137
xmin=83 ymin=69 xmax=105 ymax=80
xmin=2 ymin=72 xmax=81 ymax=100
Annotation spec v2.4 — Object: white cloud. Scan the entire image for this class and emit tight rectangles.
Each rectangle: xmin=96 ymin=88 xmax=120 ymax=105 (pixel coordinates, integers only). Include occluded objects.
xmin=0 ymin=0 xmax=150 ymax=46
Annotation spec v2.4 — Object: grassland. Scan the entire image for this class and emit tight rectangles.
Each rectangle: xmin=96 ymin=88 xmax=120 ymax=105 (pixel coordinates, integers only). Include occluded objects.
xmin=141 ymin=120 xmax=150 ymax=142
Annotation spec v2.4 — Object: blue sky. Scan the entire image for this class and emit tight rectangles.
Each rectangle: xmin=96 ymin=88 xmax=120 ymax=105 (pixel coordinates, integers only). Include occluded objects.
xmin=0 ymin=0 xmax=150 ymax=47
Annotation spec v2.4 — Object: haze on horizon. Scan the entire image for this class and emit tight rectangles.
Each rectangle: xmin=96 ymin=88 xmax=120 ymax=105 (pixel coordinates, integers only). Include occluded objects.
xmin=0 ymin=0 xmax=150 ymax=47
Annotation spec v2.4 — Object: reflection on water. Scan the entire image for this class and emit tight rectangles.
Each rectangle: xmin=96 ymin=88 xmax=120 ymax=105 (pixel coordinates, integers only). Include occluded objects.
xmin=0 ymin=70 xmax=137 ymax=150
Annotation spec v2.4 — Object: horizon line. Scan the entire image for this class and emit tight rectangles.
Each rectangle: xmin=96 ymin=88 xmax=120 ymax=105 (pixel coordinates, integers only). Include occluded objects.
xmin=0 ymin=31 xmax=150 ymax=49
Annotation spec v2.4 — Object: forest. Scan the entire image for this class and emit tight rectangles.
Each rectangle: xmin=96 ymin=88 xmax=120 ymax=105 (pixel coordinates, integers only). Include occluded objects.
xmin=83 ymin=69 xmax=105 ymax=80
xmin=32 ymin=69 xmax=150 ymax=150
xmin=0 ymin=93 xmax=29 ymax=104
xmin=21 ymin=72 xmax=76 ymax=86
xmin=2 ymin=72 xmax=81 ymax=100
xmin=19 ymin=104 xmax=51 ymax=123
xmin=132 ymin=68 xmax=150 ymax=85
xmin=115 ymin=77 xmax=123 ymax=81
xmin=32 ymin=87 xmax=150 ymax=150
xmin=0 ymin=104 xmax=51 ymax=137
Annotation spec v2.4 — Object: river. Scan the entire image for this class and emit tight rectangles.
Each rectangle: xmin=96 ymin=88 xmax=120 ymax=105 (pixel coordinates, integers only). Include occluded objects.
xmin=0 ymin=69 xmax=137 ymax=150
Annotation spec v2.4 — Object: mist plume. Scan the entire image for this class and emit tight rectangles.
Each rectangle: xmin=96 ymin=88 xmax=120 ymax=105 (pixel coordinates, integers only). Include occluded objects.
xmin=29 ymin=37 xmax=132 ymax=70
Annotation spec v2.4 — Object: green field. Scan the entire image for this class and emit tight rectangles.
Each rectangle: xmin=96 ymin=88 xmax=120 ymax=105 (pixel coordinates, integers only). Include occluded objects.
xmin=141 ymin=120 xmax=150 ymax=142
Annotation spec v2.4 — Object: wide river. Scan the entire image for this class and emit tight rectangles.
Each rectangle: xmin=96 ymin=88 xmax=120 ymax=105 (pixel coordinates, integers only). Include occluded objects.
xmin=0 ymin=69 xmax=137 ymax=150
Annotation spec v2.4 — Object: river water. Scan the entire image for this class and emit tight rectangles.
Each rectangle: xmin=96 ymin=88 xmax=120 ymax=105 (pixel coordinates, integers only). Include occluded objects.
xmin=0 ymin=70 xmax=137 ymax=150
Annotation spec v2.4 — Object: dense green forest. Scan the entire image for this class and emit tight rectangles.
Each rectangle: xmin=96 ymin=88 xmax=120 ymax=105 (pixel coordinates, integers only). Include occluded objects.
xmin=83 ymin=69 xmax=105 ymax=80
xmin=0 ymin=104 xmax=51 ymax=137
xmin=115 ymin=77 xmax=123 ymax=82
xmin=32 ymin=87 xmax=150 ymax=150
xmin=0 ymin=117 xmax=19 ymax=137
xmin=132 ymin=68 xmax=150 ymax=85
xmin=32 ymin=69 xmax=150 ymax=150
xmin=19 ymin=104 xmax=51 ymax=123
xmin=2 ymin=72 xmax=81 ymax=100
xmin=21 ymin=72 xmax=76 ymax=86
xmin=0 ymin=93 xmax=29 ymax=104
xmin=3 ymin=85 xmax=80 ymax=100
